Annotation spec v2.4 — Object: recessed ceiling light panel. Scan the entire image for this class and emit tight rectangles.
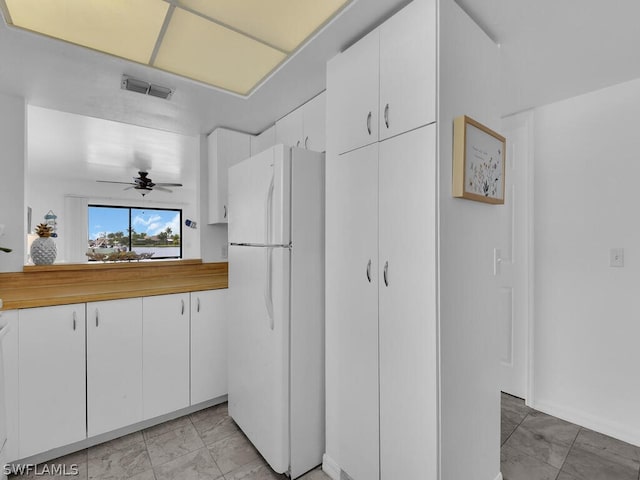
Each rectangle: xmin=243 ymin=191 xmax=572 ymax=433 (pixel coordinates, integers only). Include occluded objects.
xmin=0 ymin=0 xmax=352 ymax=96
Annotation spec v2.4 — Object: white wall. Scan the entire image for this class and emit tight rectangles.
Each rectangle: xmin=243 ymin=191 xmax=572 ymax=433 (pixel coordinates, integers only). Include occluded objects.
xmin=0 ymin=93 xmax=26 ymax=273
xmin=533 ymin=77 xmax=640 ymax=446
xmin=437 ymin=0 xmax=502 ymax=479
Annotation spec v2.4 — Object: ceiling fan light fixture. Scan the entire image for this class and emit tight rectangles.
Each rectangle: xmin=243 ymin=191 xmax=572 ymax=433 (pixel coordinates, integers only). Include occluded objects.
xmin=121 ymin=75 xmax=173 ymax=100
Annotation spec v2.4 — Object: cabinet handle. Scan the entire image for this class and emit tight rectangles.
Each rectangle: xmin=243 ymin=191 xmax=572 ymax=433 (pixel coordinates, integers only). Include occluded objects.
xmin=384 ymin=104 xmax=390 ymax=129
xmin=95 ymin=309 xmax=99 ymax=327
xmin=366 ymin=111 xmax=372 ymax=135
xmin=366 ymin=259 xmax=372 ymax=283
xmin=181 ymin=299 xmax=185 ymax=315
xmin=383 ymin=261 xmax=389 ymax=287
xmin=304 ymin=136 xmax=309 ymax=149
xmin=72 ymin=311 xmax=77 ymax=331
xmin=223 ymin=205 xmax=227 ymax=219
xmin=296 ymin=140 xmax=301 ymax=148
xmin=197 ymin=297 xmax=201 ymax=313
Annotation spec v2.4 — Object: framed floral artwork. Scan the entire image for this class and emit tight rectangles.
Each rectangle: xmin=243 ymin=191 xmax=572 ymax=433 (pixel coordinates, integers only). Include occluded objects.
xmin=452 ymin=115 xmax=506 ymax=204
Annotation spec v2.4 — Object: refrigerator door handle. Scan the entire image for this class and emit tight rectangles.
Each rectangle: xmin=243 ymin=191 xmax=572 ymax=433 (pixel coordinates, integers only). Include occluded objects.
xmin=264 ymin=248 xmax=275 ymax=330
xmin=264 ymin=172 xmax=275 ymax=244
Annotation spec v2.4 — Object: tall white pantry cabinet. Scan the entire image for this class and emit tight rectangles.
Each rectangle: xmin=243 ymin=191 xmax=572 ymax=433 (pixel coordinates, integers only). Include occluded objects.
xmin=325 ymin=0 xmax=501 ymax=479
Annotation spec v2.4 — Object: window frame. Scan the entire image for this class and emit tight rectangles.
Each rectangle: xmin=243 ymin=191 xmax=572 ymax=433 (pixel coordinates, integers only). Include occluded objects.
xmin=88 ymin=204 xmax=183 ymax=260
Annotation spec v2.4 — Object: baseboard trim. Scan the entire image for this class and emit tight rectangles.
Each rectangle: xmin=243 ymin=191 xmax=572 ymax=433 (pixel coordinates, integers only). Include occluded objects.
xmin=322 ymin=453 xmax=341 ymax=480
xmin=533 ymin=399 xmax=640 ymax=447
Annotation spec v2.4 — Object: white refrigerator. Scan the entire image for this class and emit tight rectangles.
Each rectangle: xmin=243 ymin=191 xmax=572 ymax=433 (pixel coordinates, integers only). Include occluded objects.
xmin=227 ymin=145 xmax=325 ymax=479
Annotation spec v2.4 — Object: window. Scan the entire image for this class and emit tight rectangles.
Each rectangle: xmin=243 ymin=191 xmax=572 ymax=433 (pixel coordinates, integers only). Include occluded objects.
xmin=88 ymin=205 xmax=182 ymax=260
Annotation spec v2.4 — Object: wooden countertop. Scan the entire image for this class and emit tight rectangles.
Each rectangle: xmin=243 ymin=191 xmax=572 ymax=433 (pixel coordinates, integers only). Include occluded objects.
xmin=0 ymin=259 xmax=228 ymax=310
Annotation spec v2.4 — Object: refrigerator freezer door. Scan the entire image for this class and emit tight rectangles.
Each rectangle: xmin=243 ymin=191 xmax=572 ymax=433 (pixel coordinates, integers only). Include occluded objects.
xmin=228 ymin=145 xmax=291 ymax=246
xmin=228 ymin=244 xmax=290 ymax=474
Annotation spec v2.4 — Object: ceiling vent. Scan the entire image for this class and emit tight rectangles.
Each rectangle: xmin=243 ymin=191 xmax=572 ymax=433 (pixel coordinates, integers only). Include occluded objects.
xmin=121 ymin=75 xmax=173 ymax=100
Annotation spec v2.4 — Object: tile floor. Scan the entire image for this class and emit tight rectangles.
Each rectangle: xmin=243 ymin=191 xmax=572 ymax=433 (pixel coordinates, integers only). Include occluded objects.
xmin=10 ymin=396 xmax=640 ymax=479
xmin=9 ymin=403 xmax=329 ymax=480
xmin=501 ymin=392 xmax=640 ymax=480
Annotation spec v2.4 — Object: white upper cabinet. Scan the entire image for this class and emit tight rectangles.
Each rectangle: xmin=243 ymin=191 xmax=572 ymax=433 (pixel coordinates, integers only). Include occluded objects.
xmin=142 ymin=293 xmax=190 ymax=420
xmin=275 ymin=92 xmax=326 ymax=152
xmin=208 ymin=128 xmax=251 ymax=224
xmin=87 ymin=298 xmax=143 ymax=437
xmin=302 ymin=92 xmax=326 ymax=152
xmin=18 ymin=304 xmax=86 ymax=458
xmin=327 ymin=29 xmax=379 ymax=155
xmin=250 ymin=125 xmax=276 ymax=156
xmin=379 ymin=0 xmax=436 ymax=140
xmin=328 ymin=0 xmax=436 ymax=153
xmin=275 ymin=105 xmax=304 ymax=148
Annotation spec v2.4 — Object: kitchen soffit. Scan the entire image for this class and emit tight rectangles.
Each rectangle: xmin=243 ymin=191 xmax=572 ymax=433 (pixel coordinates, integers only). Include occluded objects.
xmin=0 ymin=0 xmax=351 ymax=96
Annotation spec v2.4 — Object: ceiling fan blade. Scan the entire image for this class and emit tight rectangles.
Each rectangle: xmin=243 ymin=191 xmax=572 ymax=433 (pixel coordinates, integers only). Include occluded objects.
xmin=123 ymin=186 xmax=135 ymax=191
xmin=155 ymin=182 xmax=183 ymax=187
xmin=97 ymin=180 xmax=136 ymax=185
xmin=153 ymin=186 xmax=173 ymax=193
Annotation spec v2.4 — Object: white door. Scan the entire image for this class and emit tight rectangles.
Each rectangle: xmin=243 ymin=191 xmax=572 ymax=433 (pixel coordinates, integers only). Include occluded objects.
xmin=498 ymin=111 xmax=533 ymax=399
xmin=228 ymin=145 xmax=291 ymax=246
xmin=19 ymin=304 xmax=86 ymax=457
xmin=325 ymin=143 xmax=379 ymax=480
xmin=87 ymin=298 xmax=143 ymax=436
xmin=228 ymin=244 xmax=290 ymax=474
xmin=191 ymin=289 xmax=227 ymax=404
xmin=379 ymin=125 xmax=438 ymax=480
xmin=379 ymin=0 xmax=436 ymax=141
xmin=326 ymin=28 xmax=379 ymax=155
xmin=142 ymin=293 xmax=190 ymax=419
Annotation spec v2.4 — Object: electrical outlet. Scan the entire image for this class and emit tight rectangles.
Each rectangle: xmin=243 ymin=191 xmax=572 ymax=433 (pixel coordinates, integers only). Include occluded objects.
xmin=609 ymin=247 xmax=624 ymax=267
xmin=221 ymin=245 xmax=228 ymax=259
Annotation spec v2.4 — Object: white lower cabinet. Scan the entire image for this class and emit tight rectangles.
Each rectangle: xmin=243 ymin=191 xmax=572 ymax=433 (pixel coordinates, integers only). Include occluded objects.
xmin=87 ymin=298 xmax=143 ymax=437
xmin=326 ymin=142 xmax=380 ymax=480
xmin=142 ymin=293 xmax=190 ymax=419
xmin=326 ymin=124 xmax=437 ymax=479
xmin=18 ymin=304 xmax=86 ymax=458
xmin=13 ymin=289 xmax=226 ymax=460
xmin=191 ymin=290 xmax=227 ymax=404
xmin=378 ymin=125 xmax=438 ymax=479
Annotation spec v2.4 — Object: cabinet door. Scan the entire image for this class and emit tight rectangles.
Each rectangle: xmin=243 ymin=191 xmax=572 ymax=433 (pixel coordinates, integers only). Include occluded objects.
xmin=1 ymin=310 xmax=19 ymax=463
xmin=379 ymin=0 xmax=436 ymax=141
xmin=275 ymin=106 xmax=304 ymax=148
xmin=19 ymin=304 xmax=86 ymax=458
xmin=302 ymin=91 xmax=326 ymax=152
xmin=143 ymin=293 xmax=190 ymax=419
xmin=325 ymin=143 xmax=379 ymax=480
xmin=208 ymin=128 xmax=251 ymax=224
xmin=379 ymin=125 xmax=438 ymax=479
xmin=326 ymin=28 xmax=379 ymax=155
xmin=191 ymin=290 xmax=227 ymax=404
xmin=87 ymin=298 xmax=143 ymax=437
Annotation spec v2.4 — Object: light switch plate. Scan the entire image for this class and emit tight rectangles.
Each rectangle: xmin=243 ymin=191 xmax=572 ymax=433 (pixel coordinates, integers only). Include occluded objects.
xmin=610 ymin=248 xmax=624 ymax=267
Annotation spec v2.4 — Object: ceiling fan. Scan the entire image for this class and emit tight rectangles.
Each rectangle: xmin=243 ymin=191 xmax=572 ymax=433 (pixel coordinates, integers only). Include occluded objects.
xmin=97 ymin=171 xmax=182 ymax=196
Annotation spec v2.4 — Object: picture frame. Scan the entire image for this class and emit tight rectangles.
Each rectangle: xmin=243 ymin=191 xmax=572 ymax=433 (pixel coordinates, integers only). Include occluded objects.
xmin=452 ymin=115 xmax=506 ymax=204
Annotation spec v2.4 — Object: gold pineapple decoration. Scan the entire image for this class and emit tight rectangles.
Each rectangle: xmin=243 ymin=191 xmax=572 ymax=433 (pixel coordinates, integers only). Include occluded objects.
xmin=31 ymin=222 xmax=57 ymax=265
xmin=35 ymin=223 xmax=52 ymax=237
